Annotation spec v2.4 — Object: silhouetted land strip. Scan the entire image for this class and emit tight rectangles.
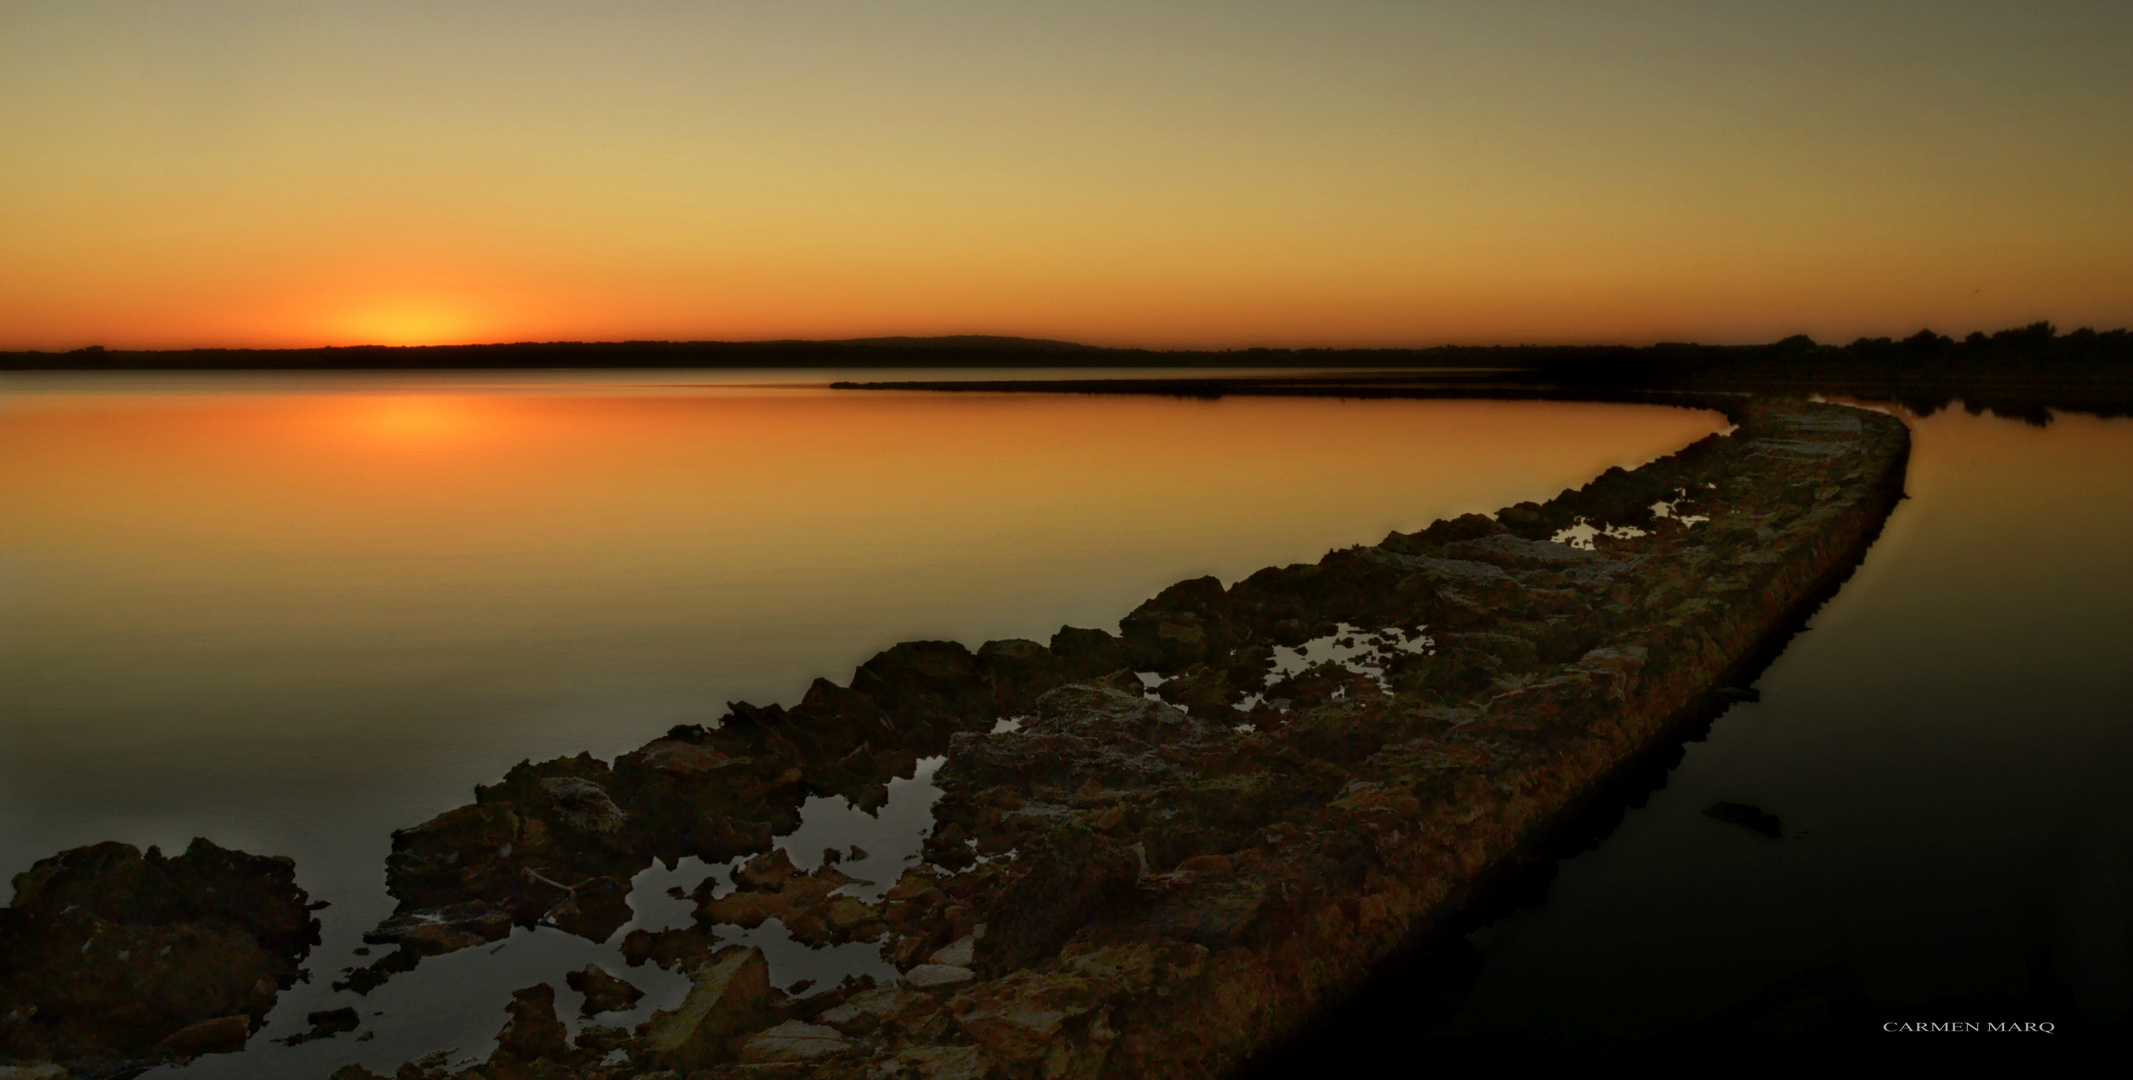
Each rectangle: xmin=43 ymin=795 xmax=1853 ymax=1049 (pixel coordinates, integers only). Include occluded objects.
xmin=10 ymin=323 xmax=2132 ymax=423
xmin=836 ymin=323 xmax=2133 ymax=423
xmin=3 ymin=336 xmax=1483 ymax=372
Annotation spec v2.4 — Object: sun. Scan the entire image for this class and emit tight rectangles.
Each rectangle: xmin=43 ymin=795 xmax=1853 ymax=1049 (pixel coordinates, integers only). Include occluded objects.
xmin=337 ymin=302 xmax=484 ymax=347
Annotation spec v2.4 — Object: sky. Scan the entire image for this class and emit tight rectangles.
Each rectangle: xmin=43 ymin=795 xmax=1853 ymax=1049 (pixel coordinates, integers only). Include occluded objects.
xmin=3 ymin=1 xmax=2130 ymax=350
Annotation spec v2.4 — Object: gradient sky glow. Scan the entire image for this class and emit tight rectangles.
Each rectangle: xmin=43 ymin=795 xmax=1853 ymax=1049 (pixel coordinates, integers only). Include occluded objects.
xmin=4 ymin=1 xmax=2130 ymax=350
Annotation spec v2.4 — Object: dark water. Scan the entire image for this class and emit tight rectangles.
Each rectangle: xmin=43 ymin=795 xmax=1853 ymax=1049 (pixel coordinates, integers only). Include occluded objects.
xmin=1262 ymin=403 xmax=2133 ymax=1064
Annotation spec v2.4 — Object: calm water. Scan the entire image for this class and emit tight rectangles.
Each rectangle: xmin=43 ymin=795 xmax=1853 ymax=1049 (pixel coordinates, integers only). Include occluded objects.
xmin=1267 ymin=403 xmax=2133 ymax=1062
xmin=0 ymin=371 xmax=1725 ymax=1075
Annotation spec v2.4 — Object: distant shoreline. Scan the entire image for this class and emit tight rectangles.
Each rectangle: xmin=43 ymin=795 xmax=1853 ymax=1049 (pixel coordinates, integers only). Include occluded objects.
xmin=9 ymin=326 xmax=2130 ymax=421
xmin=1 ymin=336 xmax=1533 ymax=372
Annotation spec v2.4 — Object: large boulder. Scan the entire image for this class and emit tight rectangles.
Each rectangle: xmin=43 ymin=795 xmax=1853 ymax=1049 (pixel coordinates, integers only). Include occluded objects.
xmin=636 ymin=946 xmax=774 ymax=1071
xmin=0 ymin=839 xmax=318 ymax=1071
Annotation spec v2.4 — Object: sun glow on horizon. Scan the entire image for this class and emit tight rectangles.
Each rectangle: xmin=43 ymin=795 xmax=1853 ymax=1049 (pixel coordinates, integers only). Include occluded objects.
xmin=327 ymin=300 xmax=489 ymax=349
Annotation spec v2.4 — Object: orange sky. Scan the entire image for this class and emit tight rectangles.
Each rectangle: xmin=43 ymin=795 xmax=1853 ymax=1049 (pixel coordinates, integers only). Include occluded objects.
xmin=3 ymin=2 xmax=2130 ymax=351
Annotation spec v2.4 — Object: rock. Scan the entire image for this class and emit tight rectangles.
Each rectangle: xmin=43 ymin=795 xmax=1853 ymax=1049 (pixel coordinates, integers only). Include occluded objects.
xmin=574 ymin=1023 xmax=631 ymax=1053
xmin=566 ymin=964 xmax=645 ymax=1016
xmin=849 ymin=641 xmax=990 ymax=733
xmin=1149 ymin=879 xmax=1269 ymax=945
xmin=1121 ymin=576 xmax=1234 ymax=671
xmin=814 ymin=987 xmax=936 ymax=1034
xmin=903 ymin=965 xmax=976 ymax=988
xmin=638 ymin=736 xmax=751 ymax=775
xmin=927 ymin=935 xmax=977 ymax=967
xmin=638 ymin=946 xmax=773 ymax=1070
xmin=883 ymin=1045 xmax=996 ymax=1080
xmin=1049 ymin=626 xmax=1130 ymax=680
xmin=973 ymin=825 xmax=1142 ymax=974
xmin=537 ymin=777 xmax=629 ymax=832
xmin=952 ymin=981 xmax=1082 ymax=1060
xmin=307 ymin=1006 xmax=360 ymax=1032
xmin=739 ymin=1020 xmax=849 ymax=1063
xmin=621 ymin=924 xmax=724 ymax=974
xmin=493 ymin=983 xmax=569 ymax=1062
xmin=698 ymin=855 xmax=883 ymax=947
xmin=545 ymin=874 xmax=635 ymax=942
xmin=363 ymin=903 xmax=514 ymax=950
xmin=827 ymin=896 xmax=884 ymax=938
xmin=0 ymin=838 xmax=316 ymax=1071
xmin=0 ymin=1065 xmax=67 ymax=1080
xmin=732 ymin=848 xmax=801 ymax=892
xmin=1704 ymin=801 xmax=1783 ymax=839
xmin=278 ymin=1005 xmax=361 ymax=1045
xmin=151 ymin=1014 xmax=249 ymax=1057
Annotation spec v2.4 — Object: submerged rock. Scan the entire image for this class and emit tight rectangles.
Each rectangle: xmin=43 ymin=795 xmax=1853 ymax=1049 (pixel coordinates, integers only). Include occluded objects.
xmin=1704 ymin=801 xmax=1784 ymax=839
xmin=566 ymin=965 xmax=645 ymax=1016
xmin=278 ymin=1006 xmax=361 ymax=1046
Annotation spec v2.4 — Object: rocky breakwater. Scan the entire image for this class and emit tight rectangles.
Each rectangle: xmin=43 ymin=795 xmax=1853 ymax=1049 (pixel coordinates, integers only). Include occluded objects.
xmin=357 ymin=398 xmax=1906 ymax=1079
xmin=0 ymin=839 xmax=321 ymax=1078
xmin=338 ymin=628 xmax=1142 ymax=995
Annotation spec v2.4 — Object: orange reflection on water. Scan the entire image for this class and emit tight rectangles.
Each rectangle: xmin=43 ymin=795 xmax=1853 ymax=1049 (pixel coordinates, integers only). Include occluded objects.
xmin=346 ymin=396 xmax=489 ymax=444
xmin=0 ymin=383 xmax=1725 ymax=775
xmin=0 ymin=379 xmax=1726 ymax=929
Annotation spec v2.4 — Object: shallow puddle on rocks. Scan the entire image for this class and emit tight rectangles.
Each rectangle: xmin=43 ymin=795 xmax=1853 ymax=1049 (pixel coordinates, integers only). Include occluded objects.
xmin=719 ymin=919 xmax=904 ymax=994
xmin=766 ymin=756 xmax=947 ymax=902
xmin=1239 ymin=622 xmax=1435 ymax=710
xmin=160 ymin=924 xmax=693 ymax=1080
xmin=1549 ymin=519 xmax=1650 ymax=550
xmin=685 ymin=756 xmax=946 ymax=992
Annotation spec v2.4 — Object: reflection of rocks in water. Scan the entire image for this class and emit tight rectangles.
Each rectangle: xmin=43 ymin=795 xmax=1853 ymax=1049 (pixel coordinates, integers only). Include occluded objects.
xmin=352 ymin=398 xmax=1907 ymax=1077
xmin=0 ymin=838 xmax=319 ymax=1077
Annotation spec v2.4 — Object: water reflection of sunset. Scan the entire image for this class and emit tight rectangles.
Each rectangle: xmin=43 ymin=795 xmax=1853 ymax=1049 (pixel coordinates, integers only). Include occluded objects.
xmin=0 ymin=385 xmax=1727 ymax=692
xmin=350 ymin=396 xmax=483 ymax=444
